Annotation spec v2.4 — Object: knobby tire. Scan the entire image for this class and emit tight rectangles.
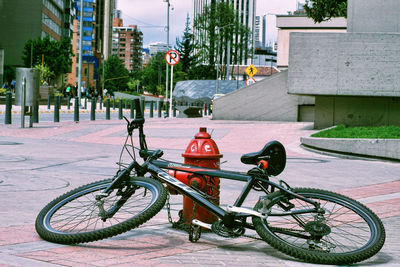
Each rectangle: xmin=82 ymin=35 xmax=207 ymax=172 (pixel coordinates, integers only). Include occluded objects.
xmin=36 ymin=177 xmax=167 ymax=244
xmin=252 ymin=188 xmax=385 ymax=265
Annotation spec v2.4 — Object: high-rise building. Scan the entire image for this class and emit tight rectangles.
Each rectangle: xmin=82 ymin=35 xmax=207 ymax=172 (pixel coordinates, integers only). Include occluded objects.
xmin=0 ymin=0 xmax=75 ymax=67
xmin=67 ymin=0 xmax=114 ymax=91
xmin=193 ymin=0 xmax=256 ymax=65
xmin=254 ymin=16 xmax=261 ymax=49
xmin=112 ymin=22 xmax=143 ymax=72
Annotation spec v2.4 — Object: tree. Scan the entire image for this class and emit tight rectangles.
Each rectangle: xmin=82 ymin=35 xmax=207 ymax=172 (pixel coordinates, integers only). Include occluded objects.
xmin=304 ymin=0 xmax=347 ymax=23
xmin=193 ymin=1 xmax=252 ymax=78
xmin=175 ymin=14 xmax=198 ymax=73
xmin=103 ymin=55 xmax=130 ymax=95
xmin=22 ymin=36 xmax=73 ymax=80
xmin=141 ymin=52 xmax=166 ymax=95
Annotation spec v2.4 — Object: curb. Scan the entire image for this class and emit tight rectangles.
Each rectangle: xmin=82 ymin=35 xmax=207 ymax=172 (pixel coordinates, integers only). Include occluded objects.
xmin=301 ymin=136 xmax=400 ymax=161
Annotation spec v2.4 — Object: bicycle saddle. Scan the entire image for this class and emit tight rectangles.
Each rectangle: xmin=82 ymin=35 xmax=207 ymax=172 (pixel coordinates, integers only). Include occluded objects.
xmin=240 ymin=140 xmax=286 ymax=176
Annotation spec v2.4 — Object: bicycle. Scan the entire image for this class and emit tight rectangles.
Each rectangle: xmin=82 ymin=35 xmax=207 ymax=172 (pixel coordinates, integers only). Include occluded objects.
xmin=36 ymin=99 xmax=385 ymax=265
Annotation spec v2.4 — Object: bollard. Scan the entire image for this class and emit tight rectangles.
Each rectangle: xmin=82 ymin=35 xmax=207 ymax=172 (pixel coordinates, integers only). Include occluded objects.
xmin=74 ymin=96 xmax=79 ymax=122
xmin=141 ymin=99 xmax=145 ymax=116
xmin=58 ymin=95 xmax=61 ymax=109
xmin=118 ymin=100 xmax=123 ymax=120
xmin=166 ymin=101 xmax=169 ymax=117
xmin=130 ymin=99 xmax=135 ymax=119
xmin=84 ymin=96 xmax=87 ymax=109
xmin=158 ymin=101 xmax=162 ymax=118
xmin=150 ymin=101 xmax=154 ymax=118
xmin=67 ymin=96 xmax=71 ymax=110
xmin=112 ymin=96 xmax=115 ymax=110
xmin=90 ymin=97 xmax=96 ymax=121
xmin=54 ymin=95 xmax=60 ymax=122
xmin=105 ymin=98 xmax=110 ymax=120
xmin=5 ymin=91 xmax=12 ymax=124
xmin=33 ymin=102 xmax=39 ymax=123
xmin=173 ymin=103 xmax=177 ymax=117
xmin=47 ymin=95 xmax=51 ymax=109
xmin=99 ymin=98 xmax=102 ymax=110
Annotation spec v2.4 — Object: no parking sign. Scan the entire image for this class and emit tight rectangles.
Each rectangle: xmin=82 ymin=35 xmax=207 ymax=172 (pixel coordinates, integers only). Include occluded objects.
xmin=164 ymin=50 xmax=180 ymax=66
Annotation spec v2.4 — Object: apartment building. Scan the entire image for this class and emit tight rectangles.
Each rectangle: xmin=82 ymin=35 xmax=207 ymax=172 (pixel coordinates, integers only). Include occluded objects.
xmin=112 ymin=21 xmax=143 ymax=72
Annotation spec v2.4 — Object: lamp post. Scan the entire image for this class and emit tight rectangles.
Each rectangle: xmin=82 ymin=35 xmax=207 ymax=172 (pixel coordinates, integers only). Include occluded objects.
xmin=164 ymin=0 xmax=170 ymax=107
xmin=77 ymin=0 xmax=84 ymax=107
xmin=215 ymin=24 xmax=234 ymax=95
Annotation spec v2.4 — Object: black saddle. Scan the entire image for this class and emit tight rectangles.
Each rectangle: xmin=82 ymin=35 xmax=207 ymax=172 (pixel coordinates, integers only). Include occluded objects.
xmin=240 ymin=140 xmax=286 ymax=176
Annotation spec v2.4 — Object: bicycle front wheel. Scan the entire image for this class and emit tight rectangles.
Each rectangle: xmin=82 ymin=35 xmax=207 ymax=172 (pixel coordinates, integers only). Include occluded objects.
xmin=36 ymin=177 xmax=167 ymax=244
xmin=253 ymin=188 xmax=385 ymax=265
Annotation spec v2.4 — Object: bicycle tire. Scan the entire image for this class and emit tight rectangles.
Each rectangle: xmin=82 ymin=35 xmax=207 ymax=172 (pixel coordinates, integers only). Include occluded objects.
xmin=36 ymin=177 xmax=167 ymax=244
xmin=252 ymin=188 xmax=385 ymax=265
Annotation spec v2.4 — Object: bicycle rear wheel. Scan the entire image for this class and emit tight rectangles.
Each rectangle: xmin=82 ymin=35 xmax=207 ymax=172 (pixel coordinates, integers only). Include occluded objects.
xmin=253 ymin=188 xmax=385 ymax=265
xmin=36 ymin=177 xmax=167 ymax=244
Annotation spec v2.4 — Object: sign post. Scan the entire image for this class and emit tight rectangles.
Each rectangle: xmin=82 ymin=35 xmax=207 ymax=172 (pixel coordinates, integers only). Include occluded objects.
xmin=164 ymin=50 xmax=180 ymax=116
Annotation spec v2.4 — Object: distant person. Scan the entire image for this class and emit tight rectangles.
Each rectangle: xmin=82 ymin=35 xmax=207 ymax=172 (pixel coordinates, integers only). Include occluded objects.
xmin=2 ymin=82 xmax=9 ymax=89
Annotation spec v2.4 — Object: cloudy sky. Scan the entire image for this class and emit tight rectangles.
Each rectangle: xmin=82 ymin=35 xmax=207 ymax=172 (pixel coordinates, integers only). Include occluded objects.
xmin=117 ymin=0 xmax=302 ymax=48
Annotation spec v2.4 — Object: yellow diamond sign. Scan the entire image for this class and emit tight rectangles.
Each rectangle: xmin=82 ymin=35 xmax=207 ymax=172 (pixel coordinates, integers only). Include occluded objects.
xmin=245 ymin=64 xmax=258 ymax=77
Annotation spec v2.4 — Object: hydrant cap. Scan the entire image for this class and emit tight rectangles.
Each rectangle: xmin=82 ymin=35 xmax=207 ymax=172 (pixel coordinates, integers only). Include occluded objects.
xmin=182 ymin=127 xmax=223 ymax=159
xmin=195 ymin=127 xmax=211 ymax=139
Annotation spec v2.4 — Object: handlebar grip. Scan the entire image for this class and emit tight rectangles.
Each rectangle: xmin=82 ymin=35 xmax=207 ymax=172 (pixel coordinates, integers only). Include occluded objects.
xmin=134 ymin=98 xmax=143 ymax=119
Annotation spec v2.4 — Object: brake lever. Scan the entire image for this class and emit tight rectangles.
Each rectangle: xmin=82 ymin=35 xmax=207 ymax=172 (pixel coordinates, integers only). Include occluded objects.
xmin=123 ymin=116 xmax=134 ymax=136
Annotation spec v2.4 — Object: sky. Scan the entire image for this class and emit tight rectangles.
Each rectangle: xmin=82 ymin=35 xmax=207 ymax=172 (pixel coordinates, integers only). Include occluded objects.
xmin=117 ymin=0 xmax=302 ymax=48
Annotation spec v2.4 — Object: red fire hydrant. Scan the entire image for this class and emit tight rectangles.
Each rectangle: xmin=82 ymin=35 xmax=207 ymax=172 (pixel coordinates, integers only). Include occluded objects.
xmin=169 ymin=127 xmax=222 ymax=225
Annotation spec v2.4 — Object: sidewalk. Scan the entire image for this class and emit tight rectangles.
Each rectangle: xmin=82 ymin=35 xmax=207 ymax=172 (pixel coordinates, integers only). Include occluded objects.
xmin=0 ymin=117 xmax=399 ymax=266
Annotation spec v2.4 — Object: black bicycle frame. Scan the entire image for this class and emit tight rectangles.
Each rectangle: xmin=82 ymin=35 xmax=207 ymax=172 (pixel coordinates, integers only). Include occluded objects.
xmin=144 ymin=159 xmax=320 ymax=223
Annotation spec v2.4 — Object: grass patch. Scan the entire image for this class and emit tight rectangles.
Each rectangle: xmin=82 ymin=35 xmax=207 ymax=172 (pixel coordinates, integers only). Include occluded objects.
xmin=311 ymin=125 xmax=400 ymax=139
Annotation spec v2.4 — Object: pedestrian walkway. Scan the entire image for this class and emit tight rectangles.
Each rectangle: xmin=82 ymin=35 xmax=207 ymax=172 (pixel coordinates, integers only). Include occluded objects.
xmin=0 ymin=118 xmax=399 ymax=266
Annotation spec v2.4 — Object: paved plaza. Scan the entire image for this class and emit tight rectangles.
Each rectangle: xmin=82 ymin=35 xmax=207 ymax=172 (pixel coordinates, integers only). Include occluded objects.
xmin=0 ymin=116 xmax=399 ymax=266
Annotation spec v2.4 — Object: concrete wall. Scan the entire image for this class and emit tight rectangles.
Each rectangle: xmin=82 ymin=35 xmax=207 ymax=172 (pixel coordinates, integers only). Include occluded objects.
xmin=212 ymin=70 xmax=314 ymax=121
xmin=276 ymin=16 xmax=346 ymax=68
xmin=277 ymin=29 xmax=346 ymax=69
xmin=288 ymin=32 xmax=400 ymax=97
xmin=347 ymin=0 xmax=400 ymax=33
xmin=314 ymin=96 xmax=400 ymax=129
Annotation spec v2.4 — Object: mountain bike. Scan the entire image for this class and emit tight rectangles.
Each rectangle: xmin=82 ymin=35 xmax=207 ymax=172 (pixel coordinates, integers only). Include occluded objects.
xmin=36 ymin=99 xmax=385 ymax=265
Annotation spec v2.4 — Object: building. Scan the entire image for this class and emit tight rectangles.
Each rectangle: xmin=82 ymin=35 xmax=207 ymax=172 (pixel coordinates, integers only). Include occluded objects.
xmin=66 ymin=0 xmax=114 ymax=91
xmin=0 ymin=0 xmax=75 ymax=67
xmin=112 ymin=22 xmax=143 ymax=73
xmin=288 ymin=0 xmax=400 ymax=128
xmin=276 ymin=14 xmax=346 ymax=69
xmin=193 ymin=0 xmax=256 ymax=65
xmin=148 ymin=42 xmax=169 ymax=57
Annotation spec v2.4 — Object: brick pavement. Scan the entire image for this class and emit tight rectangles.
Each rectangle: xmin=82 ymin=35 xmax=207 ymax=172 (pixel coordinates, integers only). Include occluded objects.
xmin=0 ymin=117 xmax=399 ymax=266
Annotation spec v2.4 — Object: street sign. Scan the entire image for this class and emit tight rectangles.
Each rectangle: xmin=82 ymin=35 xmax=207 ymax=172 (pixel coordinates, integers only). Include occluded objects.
xmin=245 ymin=64 xmax=258 ymax=77
xmin=245 ymin=77 xmax=256 ymax=86
xmin=165 ymin=50 xmax=180 ymax=66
